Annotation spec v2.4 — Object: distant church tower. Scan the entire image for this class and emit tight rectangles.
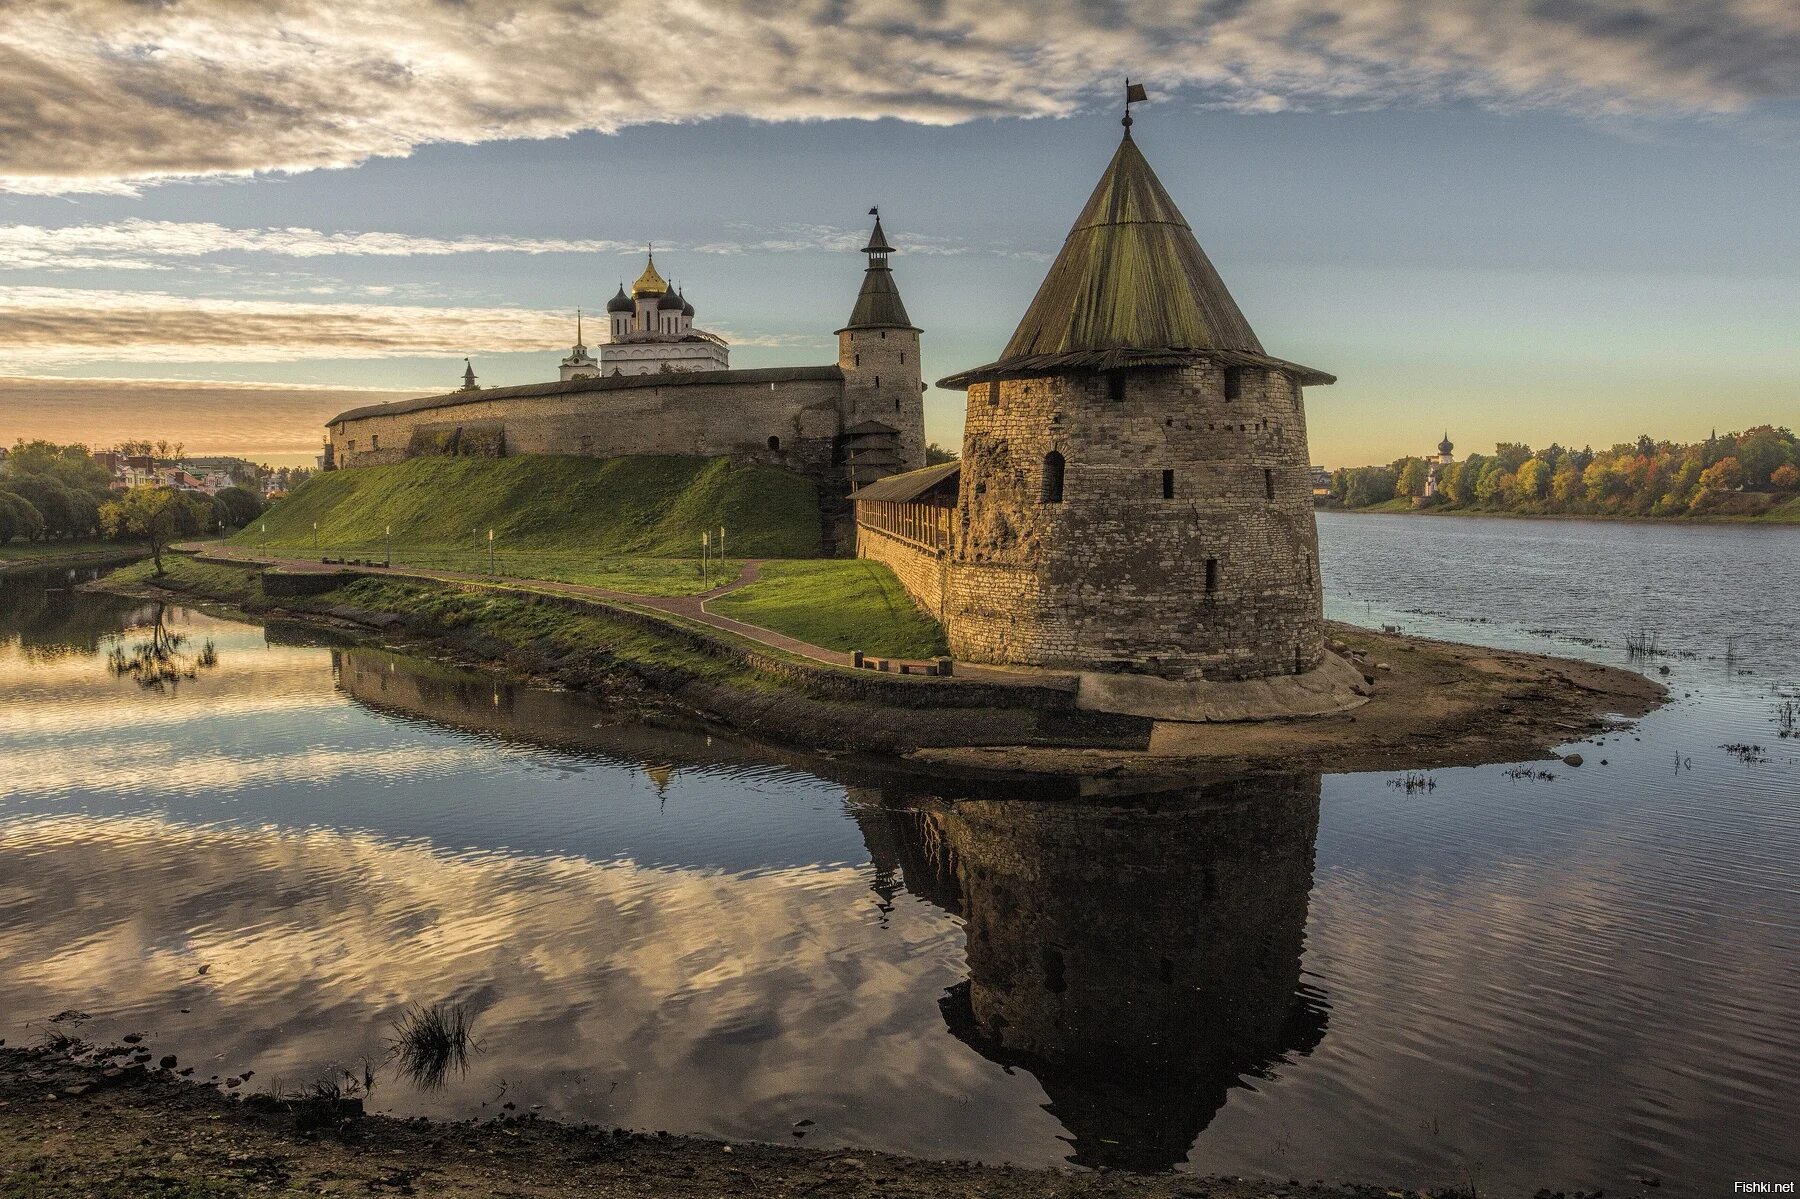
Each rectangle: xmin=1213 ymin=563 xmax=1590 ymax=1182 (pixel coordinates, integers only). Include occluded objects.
xmin=937 ymin=106 xmax=1335 ymax=681
xmin=560 ymin=310 xmax=599 ymax=380
xmin=838 ymin=210 xmax=926 ymax=482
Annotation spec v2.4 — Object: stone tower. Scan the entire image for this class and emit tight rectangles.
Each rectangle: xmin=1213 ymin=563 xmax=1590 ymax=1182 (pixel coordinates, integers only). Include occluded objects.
xmin=838 ymin=210 xmax=926 ymax=484
xmin=937 ymin=117 xmax=1335 ymax=681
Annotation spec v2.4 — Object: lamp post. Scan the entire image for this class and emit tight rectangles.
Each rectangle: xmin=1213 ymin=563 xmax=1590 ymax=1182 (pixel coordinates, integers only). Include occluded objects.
xmin=312 ymin=520 xmax=318 ymax=554
xmin=719 ymin=524 xmax=725 ymax=563
xmin=385 ymin=524 xmax=392 ymax=568
xmin=701 ymin=531 xmax=709 ymax=589
xmin=487 ymin=528 xmax=495 ymax=575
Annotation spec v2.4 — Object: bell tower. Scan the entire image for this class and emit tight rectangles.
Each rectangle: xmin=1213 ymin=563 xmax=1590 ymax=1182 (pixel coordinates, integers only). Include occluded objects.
xmin=838 ymin=208 xmax=925 ymax=486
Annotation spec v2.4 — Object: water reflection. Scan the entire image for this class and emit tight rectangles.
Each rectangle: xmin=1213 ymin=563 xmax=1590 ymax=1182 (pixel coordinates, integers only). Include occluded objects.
xmin=3 ymin=559 xmax=1795 ymax=1194
xmin=855 ymin=781 xmax=1328 ymax=1170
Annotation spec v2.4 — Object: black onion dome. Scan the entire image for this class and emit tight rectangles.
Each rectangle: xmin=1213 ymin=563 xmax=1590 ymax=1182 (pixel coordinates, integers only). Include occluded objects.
xmin=658 ymin=287 xmax=684 ymax=310
xmin=679 ymin=289 xmax=695 ymax=317
xmin=605 ymin=284 xmax=632 ymax=313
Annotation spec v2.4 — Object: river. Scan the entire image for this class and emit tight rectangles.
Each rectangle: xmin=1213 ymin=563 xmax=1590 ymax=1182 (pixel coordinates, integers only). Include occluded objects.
xmin=0 ymin=512 xmax=1794 ymax=1196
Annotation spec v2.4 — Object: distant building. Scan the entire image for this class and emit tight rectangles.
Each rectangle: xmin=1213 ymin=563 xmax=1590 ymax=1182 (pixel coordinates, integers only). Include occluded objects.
xmin=596 ymin=253 xmax=729 ymax=377
xmin=1424 ymin=432 xmax=1454 ymax=499
xmin=1310 ymin=465 xmax=1332 ymax=497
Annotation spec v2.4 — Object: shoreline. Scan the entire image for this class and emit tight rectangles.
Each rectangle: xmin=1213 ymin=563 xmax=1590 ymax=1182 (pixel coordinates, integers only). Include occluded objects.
xmin=1316 ymin=503 xmax=1800 ymax=527
xmin=0 ymin=1045 xmax=1417 ymax=1198
xmin=0 ymin=543 xmax=149 ymax=572
xmin=88 ymin=555 xmax=1666 ymax=777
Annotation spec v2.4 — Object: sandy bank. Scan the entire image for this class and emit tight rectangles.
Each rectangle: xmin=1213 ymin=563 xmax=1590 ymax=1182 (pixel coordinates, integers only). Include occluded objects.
xmin=0 ymin=1047 xmax=1432 ymax=1198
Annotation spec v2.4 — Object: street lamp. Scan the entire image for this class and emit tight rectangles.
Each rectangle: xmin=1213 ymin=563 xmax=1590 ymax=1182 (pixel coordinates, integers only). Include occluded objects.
xmin=312 ymin=520 xmax=318 ymax=554
xmin=701 ymin=530 xmax=709 ymax=589
xmin=487 ymin=528 xmax=495 ymax=575
xmin=385 ymin=523 xmax=392 ymax=568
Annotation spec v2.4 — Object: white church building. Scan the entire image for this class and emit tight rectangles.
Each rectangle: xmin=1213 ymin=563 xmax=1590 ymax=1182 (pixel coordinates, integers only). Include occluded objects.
xmin=561 ymin=251 xmax=731 ymax=380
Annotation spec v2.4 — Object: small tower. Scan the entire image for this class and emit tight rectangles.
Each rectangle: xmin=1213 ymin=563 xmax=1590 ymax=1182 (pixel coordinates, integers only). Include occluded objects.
xmin=837 ymin=208 xmax=926 ymax=484
xmin=458 ymin=358 xmax=479 ymax=392
xmin=560 ymin=310 xmax=599 ymax=380
xmin=937 ymin=97 xmax=1335 ymax=681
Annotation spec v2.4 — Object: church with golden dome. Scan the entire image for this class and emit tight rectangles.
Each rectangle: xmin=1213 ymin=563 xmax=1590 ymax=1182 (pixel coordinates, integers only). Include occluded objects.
xmin=560 ymin=250 xmax=731 ymax=379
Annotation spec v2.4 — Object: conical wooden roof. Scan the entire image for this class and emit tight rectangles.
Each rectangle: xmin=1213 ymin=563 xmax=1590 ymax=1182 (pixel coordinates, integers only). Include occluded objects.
xmin=939 ymin=128 xmax=1332 ymax=388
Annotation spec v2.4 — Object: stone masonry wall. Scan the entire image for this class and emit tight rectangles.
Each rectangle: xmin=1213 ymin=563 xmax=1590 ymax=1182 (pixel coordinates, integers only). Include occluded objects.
xmin=328 ymin=378 xmax=846 ymax=484
xmin=946 ymin=362 xmax=1324 ymax=680
xmin=855 ymin=522 xmax=949 ymax=620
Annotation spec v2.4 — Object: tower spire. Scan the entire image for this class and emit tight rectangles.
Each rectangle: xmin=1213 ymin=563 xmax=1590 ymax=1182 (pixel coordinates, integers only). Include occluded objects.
xmin=840 ymin=207 xmax=912 ymax=330
xmin=459 ymin=358 xmax=478 ymax=391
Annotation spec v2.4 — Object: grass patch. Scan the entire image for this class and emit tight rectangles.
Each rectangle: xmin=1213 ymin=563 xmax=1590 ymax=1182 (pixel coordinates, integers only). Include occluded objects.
xmin=323 ymin=548 xmax=741 ymax=597
xmin=113 ymin=557 xmax=771 ymax=689
xmin=234 ymin=454 xmax=822 ymax=566
xmin=711 ymin=559 xmax=947 ymax=659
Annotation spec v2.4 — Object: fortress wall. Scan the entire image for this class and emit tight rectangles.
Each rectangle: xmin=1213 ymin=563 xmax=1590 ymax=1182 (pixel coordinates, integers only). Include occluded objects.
xmin=854 ymin=523 xmax=949 ymax=620
xmin=948 ymin=363 xmax=1323 ymax=680
xmin=330 ymin=377 xmax=846 ymax=480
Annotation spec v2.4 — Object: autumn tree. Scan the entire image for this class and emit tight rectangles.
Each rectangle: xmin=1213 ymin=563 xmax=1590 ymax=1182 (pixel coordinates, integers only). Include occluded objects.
xmin=99 ymin=486 xmax=191 ymax=575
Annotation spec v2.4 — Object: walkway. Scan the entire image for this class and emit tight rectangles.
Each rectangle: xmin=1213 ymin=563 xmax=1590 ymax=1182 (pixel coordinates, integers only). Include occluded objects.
xmin=182 ymin=544 xmax=1054 ymax=687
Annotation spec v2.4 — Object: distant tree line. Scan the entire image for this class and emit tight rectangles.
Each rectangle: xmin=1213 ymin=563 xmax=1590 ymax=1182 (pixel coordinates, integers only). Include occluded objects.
xmin=1326 ymin=426 xmax=1799 ymax=518
xmin=0 ymin=440 xmax=267 ymax=551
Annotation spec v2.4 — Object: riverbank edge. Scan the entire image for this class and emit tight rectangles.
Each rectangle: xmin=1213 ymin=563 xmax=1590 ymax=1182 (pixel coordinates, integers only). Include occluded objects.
xmin=0 ymin=543 xmax=148 ymax=572
xmin=88 ymin=555 xmax=1666 ymax=777
xmin=1 ymin=1046 xmax=1448 ymax=1199
xmin=1317 ymin=501 xmax=1800 ymax=525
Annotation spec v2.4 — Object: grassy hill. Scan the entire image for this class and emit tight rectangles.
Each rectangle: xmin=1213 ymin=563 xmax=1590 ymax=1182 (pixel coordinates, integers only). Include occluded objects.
xmin=249 ymin=455 xmax=820 ymax=556
xmin=236 ymin=455 xmax=823 ymax=594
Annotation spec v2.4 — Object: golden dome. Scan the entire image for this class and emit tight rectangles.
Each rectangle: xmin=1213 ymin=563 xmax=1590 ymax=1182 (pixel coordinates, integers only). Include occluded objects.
xmin=632 ymin=252 xmax=668 ymax=298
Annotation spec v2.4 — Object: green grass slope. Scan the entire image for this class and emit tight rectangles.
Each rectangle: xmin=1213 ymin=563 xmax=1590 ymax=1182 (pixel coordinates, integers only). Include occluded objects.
xmin=711 ymin=559 xmax=948 ymax=659
xmin=240 ymin=454 xmax=821 ymax=560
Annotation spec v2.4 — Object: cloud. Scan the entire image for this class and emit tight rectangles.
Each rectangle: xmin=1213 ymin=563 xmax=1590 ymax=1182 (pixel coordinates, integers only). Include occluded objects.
xmin=1 ymin=0 xmax=1794 ymax=194
xmin=0 ymin=218 xmax=1021 ymax=272
xmin=0 ymin=286 xmax=567 ymax=365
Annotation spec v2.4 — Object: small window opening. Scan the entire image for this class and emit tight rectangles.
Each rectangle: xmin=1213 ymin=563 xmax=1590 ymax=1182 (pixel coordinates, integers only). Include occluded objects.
xmin=1039 ymin=947 xmax=1066 ymax=994
xmin=1204 ymin=557 xmax=1219 ymax=593
xmin=1041 ymin=450 xmax=1065 ymax=504
xmin=899 ymin=352 xmax=905 ymax=364
xmin=767 ymin=435 xmax=780 ymax=451
xmin=1107 ymin=372 xmax=1126 ymax=403
xmin=894 ymin=398 xmax=900 ymax=412
xmin=370 ymin=434 xmax=379 ymax=451
xmin=1264 ymin=468 xmax=1275 ymax=500
xmin=880 ymin=330 xmax=887 ymax=339
xmin=1295 ymin=644 xmax=1305 ymax=674
xmin=1161 ymin=469 xmax=1175 ymax=499
xmin=874 ymin=375 xmax=880 ymax=387
xmin=988 ymin=383 xmax=1000 ymax=407
xmin=854 ymin=353 xmax=859 ymax=367
xmin=1223 ymin=367 xmax=1243 ymax=400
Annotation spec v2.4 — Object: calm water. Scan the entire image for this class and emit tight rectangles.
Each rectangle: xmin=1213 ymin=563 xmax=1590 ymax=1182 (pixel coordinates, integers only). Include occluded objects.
xmin=0 ymin=515 xmax=1795 ymax=1196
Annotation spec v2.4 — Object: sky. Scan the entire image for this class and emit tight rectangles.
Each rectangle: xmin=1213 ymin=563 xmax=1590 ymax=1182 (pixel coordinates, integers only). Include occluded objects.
xmin=1 ymin=0 xmax=1796 ymax=467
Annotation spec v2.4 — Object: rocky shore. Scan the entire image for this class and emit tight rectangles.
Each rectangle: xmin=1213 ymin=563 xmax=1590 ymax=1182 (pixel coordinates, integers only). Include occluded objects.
xmin=1 ymin=1045 xmax=1474 ymax=1198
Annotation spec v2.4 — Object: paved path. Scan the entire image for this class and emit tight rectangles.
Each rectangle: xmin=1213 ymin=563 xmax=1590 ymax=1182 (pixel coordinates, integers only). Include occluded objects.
xmin=182 ymin=544 xmax=1056 ymax=687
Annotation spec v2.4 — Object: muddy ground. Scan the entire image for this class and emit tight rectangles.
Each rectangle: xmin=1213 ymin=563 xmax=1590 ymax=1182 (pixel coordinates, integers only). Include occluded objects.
xmin=0 ymin=1047 xmax=1462 ymax=1198
xmin=913 ymin=622 xmax=1667 ymax=778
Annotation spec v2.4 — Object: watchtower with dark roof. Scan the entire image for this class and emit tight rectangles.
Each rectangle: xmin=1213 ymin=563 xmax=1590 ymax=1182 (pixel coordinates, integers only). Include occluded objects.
xmin=837 ymin=209 xmax=926 ymax=483
xmin=935 ymin=113 xmax=1336 ymax=681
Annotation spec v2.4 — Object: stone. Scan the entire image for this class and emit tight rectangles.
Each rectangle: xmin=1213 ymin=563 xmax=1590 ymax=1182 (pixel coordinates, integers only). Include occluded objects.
xmin=1562 ymin=753 xmax=1583 ymax=767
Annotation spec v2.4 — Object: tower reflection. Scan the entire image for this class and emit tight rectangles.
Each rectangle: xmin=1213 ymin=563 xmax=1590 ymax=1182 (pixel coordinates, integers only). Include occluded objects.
xmin=855 ymin=776 xmax=1328 ymax=1171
